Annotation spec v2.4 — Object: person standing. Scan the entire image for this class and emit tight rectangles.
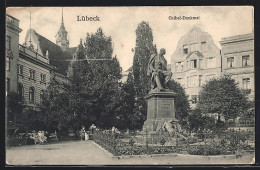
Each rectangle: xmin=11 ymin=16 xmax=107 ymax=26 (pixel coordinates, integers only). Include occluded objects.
xmin=80 ymin=126 xmax=85 ymax=141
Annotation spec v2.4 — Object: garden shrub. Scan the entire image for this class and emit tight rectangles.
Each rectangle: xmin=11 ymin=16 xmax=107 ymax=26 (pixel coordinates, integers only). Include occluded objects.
xmin=187 ymin=145 xmax=230 ymax=155
xmin=114 ymin=140 xmax=176 ymax=155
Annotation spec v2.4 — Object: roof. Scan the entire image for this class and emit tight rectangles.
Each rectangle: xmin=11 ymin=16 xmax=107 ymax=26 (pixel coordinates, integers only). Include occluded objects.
xmin=220 ymin=33 xmax=254 ymax=44
xmin=186 ymin=51 xmax=204 ymax=59
xmin=25 ymin=29 xmax=76 ymax=75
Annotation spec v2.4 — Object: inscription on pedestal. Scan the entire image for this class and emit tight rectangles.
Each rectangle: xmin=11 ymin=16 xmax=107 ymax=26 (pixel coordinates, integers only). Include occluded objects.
xmin=157 ymin=99 xmax=174 ymax=119
xmin=143 ymin=92 xmax=176 ymax=132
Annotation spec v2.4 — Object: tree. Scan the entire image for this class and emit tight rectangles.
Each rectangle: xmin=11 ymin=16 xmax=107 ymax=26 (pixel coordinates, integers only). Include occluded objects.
xmin=40 ymin=28 xmax=123 ymax=132
xmin=115 ymin=72 xmax=144 ymax=130
xmin=81 ymin=28 xmax=122 ymax=129
xmin=197 ymin=76 xmax=250 ymax=121
xmin=60 ymin=28 xmax=122 ymax=130
xmin=167 ymin=80 xmax=190 ymax=122
xmin=40 ymin=76 xmax=72 ymax=133
xmin=6 ymin=92 xmax=23 ymax=131
xmin=133 ymin=21 xmax=156 ymax=97
xmin=188 ymin=109 xmax=217 ymax=132
xmin=132 ymin=21 xmax=156 ymax=125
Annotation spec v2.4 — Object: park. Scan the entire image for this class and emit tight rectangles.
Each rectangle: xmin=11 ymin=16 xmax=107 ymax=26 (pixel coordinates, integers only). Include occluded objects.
xmin=6 ymin=16 xmax=255 ymax=165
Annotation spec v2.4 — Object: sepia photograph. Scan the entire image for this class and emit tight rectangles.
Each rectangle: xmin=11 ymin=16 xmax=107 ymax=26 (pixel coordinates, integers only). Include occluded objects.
xmin=5 ymin=6 xmax=255 ymax=165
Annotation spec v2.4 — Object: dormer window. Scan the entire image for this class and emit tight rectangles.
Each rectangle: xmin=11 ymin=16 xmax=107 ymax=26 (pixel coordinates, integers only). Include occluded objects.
xmin=190 ymin=59 xmax=197 ymax=69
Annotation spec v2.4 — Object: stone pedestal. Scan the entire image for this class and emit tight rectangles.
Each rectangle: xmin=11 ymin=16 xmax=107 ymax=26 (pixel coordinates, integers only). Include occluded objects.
xmin=142 ymin=91 xmax=177 ymax=132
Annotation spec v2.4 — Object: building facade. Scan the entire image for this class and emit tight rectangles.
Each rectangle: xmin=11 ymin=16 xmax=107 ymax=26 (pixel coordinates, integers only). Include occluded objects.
xmin=6 ymin=13 xmax=75 ymax=130
xmin=6 ymin=15 xmax=22 ymax=95
xmin=18 ymin=44 xmax=52 ymax=108
xmin=171 ymin=26 xmax=222 ymax=108
xmin=220 ymin=33 xmax=254 ymax=101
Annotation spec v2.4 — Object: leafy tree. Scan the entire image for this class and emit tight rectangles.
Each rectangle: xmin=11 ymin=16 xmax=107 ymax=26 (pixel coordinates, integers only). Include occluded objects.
xmin=82 ymin=28 xmax=122 ymax=129
xmin=40 ymin=77 xmax=72 ymax=133
xmin=40 ymin=28 xmax=123 ymax=132
xmin=188 ymin=109 xmax=217 ymax=132
xmin=22 ymin=107 xmax=46 ymax=131
xmin=6 ymin=92 xmax=23 ymax=131
xmin=167 ymin=80 xmax=190 ymax=122
xmin=132 ymin=21 xmax=156 ymax=125
xmin=115 ymin=72 xmax=144 ymax=130
xmin=197 ymin=76 xmax=250 ymax=121
xmin=133 ymin=21 xmax=155 ymax=96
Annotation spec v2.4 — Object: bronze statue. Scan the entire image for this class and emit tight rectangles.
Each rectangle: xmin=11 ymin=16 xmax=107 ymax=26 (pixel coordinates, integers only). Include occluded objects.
xmin=147 ymin=48 xmax=172 ymax=93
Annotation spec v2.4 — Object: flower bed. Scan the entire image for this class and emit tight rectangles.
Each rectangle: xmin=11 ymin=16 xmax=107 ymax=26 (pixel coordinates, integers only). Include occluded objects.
xmin=114 ymin=140 xmax=176 ymax=156
xmin=6 ymin=137 xmax=27 ymax=147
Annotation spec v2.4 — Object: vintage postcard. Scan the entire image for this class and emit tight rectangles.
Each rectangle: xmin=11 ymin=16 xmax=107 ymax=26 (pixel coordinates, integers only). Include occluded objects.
xmin=5 ymin=6 xmax=255 ymax=165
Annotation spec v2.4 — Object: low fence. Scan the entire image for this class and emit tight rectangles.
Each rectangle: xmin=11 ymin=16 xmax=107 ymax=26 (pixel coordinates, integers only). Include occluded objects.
xmin=93 ymin=129 xmax=255 ymax=156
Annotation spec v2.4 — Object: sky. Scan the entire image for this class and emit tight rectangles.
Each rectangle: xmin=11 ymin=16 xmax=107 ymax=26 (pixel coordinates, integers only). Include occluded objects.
xmin=6 ymin=6 xmax=254 ymax=71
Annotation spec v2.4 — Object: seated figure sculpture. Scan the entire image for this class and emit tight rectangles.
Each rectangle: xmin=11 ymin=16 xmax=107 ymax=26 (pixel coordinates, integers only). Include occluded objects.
xmin=147 ymin=48 xmax=172 ymax=93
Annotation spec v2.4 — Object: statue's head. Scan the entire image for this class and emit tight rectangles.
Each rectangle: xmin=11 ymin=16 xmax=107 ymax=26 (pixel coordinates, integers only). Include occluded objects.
xmin=159 ymin=48 xmax=166 ymax=56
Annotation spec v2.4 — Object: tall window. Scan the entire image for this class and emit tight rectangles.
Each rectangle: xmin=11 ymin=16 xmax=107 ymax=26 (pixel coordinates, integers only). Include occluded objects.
xmin=17 ymin=83 xmax=24 ymax=100
xmin=183 ymin=45 xmax=188 ymax=54
xmin=227 ymin=57 xmax=234 ymax=68
xmin=201 ymin=41 xmax=206 ymax=51
xmin=18 ymin=65 xmax=23 ymax=75
xmin=207 ymin=57 xmax=216 ymax=68
xmin=29 ymin=69 xmax=35 ymax=80
xmin=40 ymin=73 xmax=46 ymax=83
xmin=243 ymin=78 xmax=250 ymax=90
xmin=175 ymin=62 xmax=183 ymax=72
xmin=187 ymin=77 xmax=190 ymax=87
xmin=242 ymin=55 xmax=250 ymax=67
xmin=6 ymin=78 xmax=10 ymax=95
xmin=199 ymin=75 xmax=203 ymax=86
xmin=190 ymin=75 xmax=197 ymax=87
xmin=29 ymin=87 xmax=35 ymax=103
xmin=6 ymin=36 xmax=11 ymax=51
xmin=6 ymin=57 xmax=10 ymax=71
xmin=190 ymin=59 xmax=197 ymax=69
xmin=40 ymin=90 xmax=44 ymax=104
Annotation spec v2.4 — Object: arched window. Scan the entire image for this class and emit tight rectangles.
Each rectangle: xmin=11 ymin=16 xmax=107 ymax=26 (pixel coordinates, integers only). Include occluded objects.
xmin=29 ymin=87 xmax=35 ymax=103
xmin=17 ymin=83 xmax=24 ymax=100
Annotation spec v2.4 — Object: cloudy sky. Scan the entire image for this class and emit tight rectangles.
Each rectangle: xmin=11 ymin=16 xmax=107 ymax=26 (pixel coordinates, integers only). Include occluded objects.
xmin=7 ymin=6 xmax=253 ymax=71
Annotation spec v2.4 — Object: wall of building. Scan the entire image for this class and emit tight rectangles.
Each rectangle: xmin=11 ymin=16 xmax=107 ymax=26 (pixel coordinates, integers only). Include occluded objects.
xmin=6 ymin=15 xmax=22 ymax=94
xmin=18 ymin=47 xmax=51 ymax=106
xmin=171 ymin=26 xmax=222 ymax=108
xmin=220 ymin=33 xmax=254 ymax=100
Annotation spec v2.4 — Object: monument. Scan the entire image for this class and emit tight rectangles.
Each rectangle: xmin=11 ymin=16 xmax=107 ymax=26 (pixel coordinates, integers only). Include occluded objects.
xmin=142 ymin=48 xmax=178 ymax=134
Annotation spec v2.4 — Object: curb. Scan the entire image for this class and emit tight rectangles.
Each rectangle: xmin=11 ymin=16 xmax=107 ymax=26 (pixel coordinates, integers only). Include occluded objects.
xmin=176 ymin=153 xmax=237 ymax=160
xmin=92 ymin=141 xmax=237 ymax=160
xmin=92 ymin=141 xmax=114 ymax=157
xmin=112 ymin=153 xmax=178 ymax=159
